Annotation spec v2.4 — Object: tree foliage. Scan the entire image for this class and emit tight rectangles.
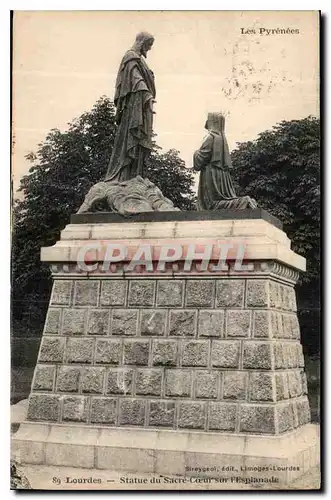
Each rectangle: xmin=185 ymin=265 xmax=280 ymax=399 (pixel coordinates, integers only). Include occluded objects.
xmin=231 ymin=116 xmax=320 ymax=354
xmin=12 ymin=96 xmax=195 ymax=331
xmin=147 ymin=147 xmax=195 ymax=210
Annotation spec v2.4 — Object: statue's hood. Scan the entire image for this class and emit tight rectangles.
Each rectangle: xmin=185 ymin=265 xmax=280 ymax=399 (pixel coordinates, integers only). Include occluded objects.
xmin=207 ymin=112 xmax=225 ymax=135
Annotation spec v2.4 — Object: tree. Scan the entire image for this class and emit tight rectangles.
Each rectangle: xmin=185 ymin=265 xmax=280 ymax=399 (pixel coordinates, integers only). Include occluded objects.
xmin=230 ymin=116 xmax=320 ymax=355
xmin=12 ymin=96 xmax=196 ymax=334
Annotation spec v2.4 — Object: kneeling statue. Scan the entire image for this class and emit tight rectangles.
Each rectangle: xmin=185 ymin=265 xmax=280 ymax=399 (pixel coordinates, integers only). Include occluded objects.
xmin=193 ymin=112 xmax=257 ymax=210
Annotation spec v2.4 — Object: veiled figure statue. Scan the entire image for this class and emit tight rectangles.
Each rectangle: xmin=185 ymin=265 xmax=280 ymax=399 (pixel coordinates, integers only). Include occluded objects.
xmin=193 ymin=112 xmax=257 ymax=210
xmin=105 ymin=32 xmax=156 ymax=182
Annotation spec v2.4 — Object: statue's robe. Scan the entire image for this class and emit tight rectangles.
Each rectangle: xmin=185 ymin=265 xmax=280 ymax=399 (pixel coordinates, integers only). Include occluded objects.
xmin=105 ymin=50 xmax=156 ymax=181
xmin=193 ymin=131 xmax=239 ymax=210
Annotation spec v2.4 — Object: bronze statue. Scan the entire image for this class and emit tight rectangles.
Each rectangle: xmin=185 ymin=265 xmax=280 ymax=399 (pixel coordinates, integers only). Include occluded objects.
xmin=77 ymin=177 xmax=179 ymax=215
xmin=105 ymin=32 xmax=156 ymax=182
xmin=193 ymin=112 xmax=257 ymax=210
xmin=78 ymin=31 xmax=179 ymax=216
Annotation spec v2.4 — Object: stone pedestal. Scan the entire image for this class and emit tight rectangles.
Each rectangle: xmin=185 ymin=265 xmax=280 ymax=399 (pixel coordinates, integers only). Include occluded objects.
xmin=12 ymin=210 xmax=319 ymax=485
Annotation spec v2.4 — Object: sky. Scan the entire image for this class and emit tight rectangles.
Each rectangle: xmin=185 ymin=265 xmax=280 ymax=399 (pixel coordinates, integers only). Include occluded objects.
xmin=12 ymin=10 xmax=319 ymax=192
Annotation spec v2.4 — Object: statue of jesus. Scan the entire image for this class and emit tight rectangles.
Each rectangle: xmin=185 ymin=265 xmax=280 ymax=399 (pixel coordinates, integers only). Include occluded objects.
xmin=105 ymin=32 xmax=156 ymax=182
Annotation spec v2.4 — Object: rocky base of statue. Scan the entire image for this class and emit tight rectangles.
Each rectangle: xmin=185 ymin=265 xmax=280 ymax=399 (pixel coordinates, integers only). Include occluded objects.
xmin=77 ymin=176 xmax=180 ymax=216
xmin=211 ymin=195 xmax=258 ymax=210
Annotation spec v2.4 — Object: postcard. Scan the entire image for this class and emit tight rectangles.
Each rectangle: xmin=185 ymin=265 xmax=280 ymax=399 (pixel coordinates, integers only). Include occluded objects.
xmin=11 ymin=10 xmax=320 ymax=491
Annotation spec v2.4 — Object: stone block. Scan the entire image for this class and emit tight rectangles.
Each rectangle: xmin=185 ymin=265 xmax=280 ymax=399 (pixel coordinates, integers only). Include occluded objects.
xmin=226 ymin=310 xmax=251 ymax=338
xmin=128 ymin=280 xmax=155 ymax=307
xmin=87 ymin=309 xmax=110 ymax=335
xmin=156 ymin=280 xmax=184 ymax=307
xmin=278 ymin=285 xmax=286 ymax=310
xmin=119 ymin=399 xmax=146 ymax=426
xmin=95 ymin=339 xmax=121 ymax=365
xmin=297 ymin=343 xmax=305 ymax=368
xmin=123 ymin=340 xmax=149 ymax=365
xmin=216 ymin=279 xmax=245 ymax=308
xmin=44 ymin=308 xmax=61 ymax=334
xmin=240 ymin=404 xmax=276 ymax=433
xmin=66 ymin=338 xmax=94 ymax=364
xmin=33 ymin=365 xmax=56 ymax=391
xmin=73 ymin=280 xmax=99 ymax=306
xmin=287 ymin=370 xmax=303 ymax=398
xmin=81 ymin=367 xmax=105 ymax=394
xmin=289 ymin=287 xmax=298 ymax=312
xmin=100 ymin=280 xmax=127 ymax=306
xmin=182 ymin=340 xmax=208 ymax=367
xmin=270 ymin=311 xmax=282 ymax=338
xmin=136 ymin=369 xmax=162 ymax=396
xmin=152 ymin=340 xmax=177 ymax=366
xmin=208 ymin=402 xmax=237 ymax=431
xmin=301 ymin=370 xmax=308 ymax=395
xmin=277 ymin=312 xmax=285 ymax=338
xmin=97 ymin=447 xmax=154 ymax=473
xmin=195 ymin=370 xmax=218 ymax=399
xmin=281 ymin=314 xmax=294 ymax=339
xmin=149 ymin=400 xmax=175 ymax=427
xmin=165 ymin=369 xmax=192 ymax=397
xmin=107 ymin=368 xmax=133 ymax=395
xmin=276 ymin=402 xmax=295 ymax=433
xmin=287 ymin=288 xmax=297 ymax=313
xmin=90 ymin=397 xmax=117 ymax=424
xmin=185 ymin=280 xmax=215 ymax=307
xmin=285 ymin=286 xmax=295 ymax=311
xmin=296 ymin=397 xmax=311 ymax=426
xmin=279 ymin=285 xmax=291 ymax=311
xmin=62 ymin=308 xmax=86 ymax=335
xmin=275 ymin=372 xmax=290 ymax=400
xmin=57 ymin=366 xmax=80 ymax=392
xmin=292 ymin=401 xmax=299 ymax=428
xmin=62 ymin=396 xmax=89 ymax=422
xmin=155 ymin=451 xmax=185 ymax=476
xmin=291 ymin=343 xmax=300 ymax=368
xmin=280 ymin=343 xmax=291 ymax=369
xmin=27 ymin=394 xmax=60 ymax=421
xmin=198 ymin=310 xmax=224 ymax=337
xmin=211 ymin=340 xmax=240 ymax=368
xmin=290 ymin=315 xmax=301 ymax=340
xmin=39 ymin=337 xmax=65 ymax=363
xmin=290 ymin=315 xmax=300 ymax=339
xmin=169 ymin=310 xmax=197 ymax=337
xmin=269 ymin=281 xmax=281 ymax=309
xmin=12 ymin=441 xmax=45 ymax=465
xmin=281 ymin=343 xmax=290 ymax=368
xmin=246 ymin=280 xmax=269 ymax=308
xmin=274 ymin=343 xmax=286 ymax=369
xmin=243 ymin=342 xmax=273 ymax=370
xmin=46 ymin=443 xmax=94 ymax=469
xmin=282 ymin=343 xmax=298 ymax=369
xmin=51 ymin=280 xmax=72 ymax=306
xmin=253 ymin=311 xmax=271 ymax=338
xmin=249 ymin=372 xmax=275 ymax=402
xmin=178 ymin=402 xmax=206 ymax=429
xmin=223 ymin=372 xmax=247 ymax=400
xmin=111 ymin=310 xmax=138 ymax=336
xmin=140 ymin=310 xmax=166 ymax=336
